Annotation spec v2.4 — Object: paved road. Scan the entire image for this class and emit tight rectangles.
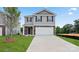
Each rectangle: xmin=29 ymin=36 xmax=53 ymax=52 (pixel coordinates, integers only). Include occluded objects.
xmin=27 ymin=35 xmax=79 ymax=52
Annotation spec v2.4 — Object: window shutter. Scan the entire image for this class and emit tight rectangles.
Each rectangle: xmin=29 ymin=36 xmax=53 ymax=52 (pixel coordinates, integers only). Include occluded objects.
xmin=52 ymin=16 xmax=53 ymax=22
xmin=30 ymin=17 xmax=32 ymax=22
xmin=40 ymin=16 xmax=42 ymax=22
xmin=47 ymin=16 xmax=48 ymax=22
xmin=27 ymin=17 xmax=28 ymax=22
xmin=35 ymin=16 xmax=37 ymax=22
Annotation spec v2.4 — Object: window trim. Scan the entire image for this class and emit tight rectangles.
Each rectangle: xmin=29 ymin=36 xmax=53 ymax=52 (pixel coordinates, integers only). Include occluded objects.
xmin=30 ymin=17 xmax=32 ymax=22
xmin=47 ymin=16 xmax=48 ymax=22
xmin=47 ymin=16 xmax=53 ymax=22
xmin=26 ymin=17 xmax=32 ymax=22
xmin=26 ymin=17 xmax=28 ymax=22
xmin=52 ymin=16 xmax=53 ymax=22
xmin=35 ymin=16 xmax=42 ymax=22
xmin=40 ymin=16 xmax=42 ymax=22
xmin=35 ymin=16 xmax=37 ymax=22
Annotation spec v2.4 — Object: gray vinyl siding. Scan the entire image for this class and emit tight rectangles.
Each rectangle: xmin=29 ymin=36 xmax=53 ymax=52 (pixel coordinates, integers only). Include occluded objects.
xmin=25 ymin=16 xmax=55 ymax=26
xmin=0 ymin=13 xmax=6 ymax=25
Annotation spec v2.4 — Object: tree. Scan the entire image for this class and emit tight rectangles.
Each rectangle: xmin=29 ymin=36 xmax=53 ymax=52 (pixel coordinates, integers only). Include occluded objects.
xmin=74 ymin=19 xmax=79 ymax=33
xmin=56 ymin=26 xmax=61 ymax=35
xmin=20 ymin=27 xmax=23 ymax=34
xmin=62 ymin=24 xmax=73 ymax=33
xmin=3 ymin=7 xmax=20 ymax=36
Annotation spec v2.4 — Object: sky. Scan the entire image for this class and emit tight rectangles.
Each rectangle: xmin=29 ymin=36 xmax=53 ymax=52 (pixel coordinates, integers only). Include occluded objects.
xmin=0 ymin=7 xmax=79 ymax=27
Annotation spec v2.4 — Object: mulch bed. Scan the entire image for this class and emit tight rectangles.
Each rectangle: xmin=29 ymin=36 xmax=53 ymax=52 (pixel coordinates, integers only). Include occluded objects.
xmin=4 ymin=37 xmax=15 ymax=43
xmin=58 ymin=34 xmax=79 ymax=39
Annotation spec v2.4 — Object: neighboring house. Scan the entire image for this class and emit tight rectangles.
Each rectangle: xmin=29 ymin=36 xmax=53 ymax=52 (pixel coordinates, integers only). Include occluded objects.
xmin=0 ymin=12 xmax=6 ymax=36
xmin=23 ymin=9 xmax=56 ymax=36
xmin=0 ymin=12 xmax=20 ymax=36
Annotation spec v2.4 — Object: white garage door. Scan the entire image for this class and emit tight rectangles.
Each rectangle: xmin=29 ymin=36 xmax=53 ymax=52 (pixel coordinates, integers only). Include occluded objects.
xmin=0 ymin=27 xmax=2 ymax=36
xmin=35 ymin=27 xmax=54 ymax=35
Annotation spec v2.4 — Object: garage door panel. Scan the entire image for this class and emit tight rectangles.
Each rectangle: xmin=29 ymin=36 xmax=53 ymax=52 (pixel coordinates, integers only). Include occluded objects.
xmin=35 ymin=27 xmax=53 ymax=35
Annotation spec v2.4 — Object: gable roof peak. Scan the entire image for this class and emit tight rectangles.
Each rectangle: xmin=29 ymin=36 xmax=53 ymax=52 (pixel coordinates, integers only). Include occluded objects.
xmin=34 ymin=9 xmax=56 ymax=16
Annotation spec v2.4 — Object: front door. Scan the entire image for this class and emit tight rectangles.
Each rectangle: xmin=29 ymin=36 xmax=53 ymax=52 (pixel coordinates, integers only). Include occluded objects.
xmin=28 ymin=27 xmax=32 ymax=35
xmin=28 ymin=27 xmax=30 ymax=34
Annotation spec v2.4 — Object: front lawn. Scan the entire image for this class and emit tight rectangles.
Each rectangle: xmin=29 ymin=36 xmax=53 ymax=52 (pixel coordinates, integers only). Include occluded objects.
xmin=59 ymin=36 xmax=79 ymax=46
xmin=0 ymin=35 xmax=33 ymax=52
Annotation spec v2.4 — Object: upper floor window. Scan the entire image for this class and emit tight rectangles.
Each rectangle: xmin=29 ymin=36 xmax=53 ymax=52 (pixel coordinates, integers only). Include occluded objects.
xmin=30 ymin=17 xmax=32 ymax=22
xmin=26 ymin=17 xmax=32 ymax=22
xmin=26 ymin=17 xmax=28 ymax=22
xmin=35 ymin=16 xmax=42 ymax=22
xmin=47 ymin=16 xmax=53 ymax=22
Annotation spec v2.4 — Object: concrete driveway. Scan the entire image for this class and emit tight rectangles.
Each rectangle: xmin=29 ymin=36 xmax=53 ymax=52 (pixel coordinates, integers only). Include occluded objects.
xmin=27 ymin=35 xmax=79 ymax=52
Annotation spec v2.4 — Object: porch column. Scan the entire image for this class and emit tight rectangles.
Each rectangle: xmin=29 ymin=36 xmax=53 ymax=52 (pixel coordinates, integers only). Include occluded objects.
xmin=23 ymin=26 xmax=25 ymax=35
xmin=27 ymin=27 xmax=28 ymax=35
xmin=53 ymin=16 xmax=56 ymax=35
xmin=30 ymin=27 xmax=31 ymax=35
xmin=32 ymin=27 xmax=34 ymax=36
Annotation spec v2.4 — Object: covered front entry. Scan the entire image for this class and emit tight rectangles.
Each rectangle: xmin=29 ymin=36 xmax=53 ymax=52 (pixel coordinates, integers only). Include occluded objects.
xmin=35 ymin=27 xmax=54 ymax=35
xmin=24 ymin=27 xmax=33 ymax=35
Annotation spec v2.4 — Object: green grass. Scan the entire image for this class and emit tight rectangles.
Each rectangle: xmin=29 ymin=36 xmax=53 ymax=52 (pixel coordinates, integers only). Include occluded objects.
xmin=59 ymin=36 xmax=79 ymax=46
xmin=0 ymin=35 xmax=33 ymax=52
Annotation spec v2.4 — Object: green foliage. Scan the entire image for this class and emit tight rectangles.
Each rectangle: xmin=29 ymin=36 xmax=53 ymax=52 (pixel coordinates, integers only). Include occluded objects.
xmin=56 ymin=26 xmax=61 ymax=35
xmin=3 ymin=7 xmax=20 ymax=35
xmin=62 ymin=24 xmax=73 ymax=33
xmin=74 ymin=19 xmax=79 ymax=33
xmin=60 ymin=36 xmax=79 ymax=46
xmin=20 ymin=27 xmax=23 ymax=34
xmin=56 ymin=19 xmax=79 ymax=34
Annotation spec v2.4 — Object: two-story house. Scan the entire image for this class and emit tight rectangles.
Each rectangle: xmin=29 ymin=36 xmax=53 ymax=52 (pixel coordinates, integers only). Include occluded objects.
xmin=23 ymin=9 xmax=56 ymax=36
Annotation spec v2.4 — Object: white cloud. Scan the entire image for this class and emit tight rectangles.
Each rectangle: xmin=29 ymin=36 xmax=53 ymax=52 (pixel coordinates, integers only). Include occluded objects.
xmin=69 ymin=8 xmax=77 ymax=11
xmin=68 ymin=8 xmax=77 ymax=15
xmin=68 ymin=12 xmax=73 ymax=15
